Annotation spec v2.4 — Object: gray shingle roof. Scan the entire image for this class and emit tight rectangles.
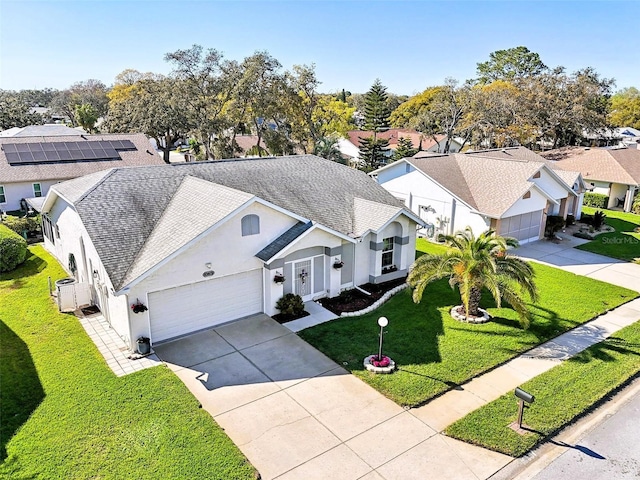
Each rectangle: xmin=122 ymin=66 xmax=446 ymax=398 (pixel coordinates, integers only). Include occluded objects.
xmin=0 ymin=133 xmax=165 ymax=183
xmin=256 ymin=221 xmax=313 ymax=261
xmin=54 ymin=155 xmax=409 ymax=290
xmin=0 ymin=124 xmax=83 ymax=137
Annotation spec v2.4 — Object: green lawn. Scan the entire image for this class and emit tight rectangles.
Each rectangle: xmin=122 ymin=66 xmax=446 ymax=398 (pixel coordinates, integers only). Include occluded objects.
xmin=446 ymin=319 xmax=640 ymax=457
xmin=576 ymin=207 xmax=640 ymax=261
xmin=300 ymin=239 xmax=637 ymax=406
xmin=0 ymin=246 xmax=256 ymax=480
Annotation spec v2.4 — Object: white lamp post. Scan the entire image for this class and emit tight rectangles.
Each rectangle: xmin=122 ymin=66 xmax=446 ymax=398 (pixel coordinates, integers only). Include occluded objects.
xmin=377 ymin=316 xmax=388 ymax=361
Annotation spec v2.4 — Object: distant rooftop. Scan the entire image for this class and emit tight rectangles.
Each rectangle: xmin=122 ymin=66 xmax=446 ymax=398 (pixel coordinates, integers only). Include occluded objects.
xmin=0 ymin=124 xmax=84 ymax=137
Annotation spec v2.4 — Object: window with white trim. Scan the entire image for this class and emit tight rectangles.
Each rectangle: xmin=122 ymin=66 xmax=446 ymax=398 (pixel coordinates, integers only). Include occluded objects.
xmin=33 ymin=183 xmax=42 ymax=197
xmin=382 ymin=237 xmax=394 ymax=267
xmin=0 ymin=185 xmax=5 ymax=204
xmin=241 ymin=214 xmax=260 ymax=236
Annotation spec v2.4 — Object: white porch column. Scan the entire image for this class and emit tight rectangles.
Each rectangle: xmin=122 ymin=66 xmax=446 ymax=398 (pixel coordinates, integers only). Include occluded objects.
xmin=624 ymin=185 xmax=636 ymax=212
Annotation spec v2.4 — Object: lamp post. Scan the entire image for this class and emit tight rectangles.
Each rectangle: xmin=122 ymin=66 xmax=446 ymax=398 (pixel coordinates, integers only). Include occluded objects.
xmin=377 ymin=316 xmax=388 ymax=361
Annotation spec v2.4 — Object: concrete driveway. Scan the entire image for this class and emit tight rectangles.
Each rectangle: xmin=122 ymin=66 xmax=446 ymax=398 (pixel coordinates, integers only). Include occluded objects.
xmin=515 ymin=236 xmax=640 ymax=292
xmin=154 ymin=314 xmax=510 ymax=480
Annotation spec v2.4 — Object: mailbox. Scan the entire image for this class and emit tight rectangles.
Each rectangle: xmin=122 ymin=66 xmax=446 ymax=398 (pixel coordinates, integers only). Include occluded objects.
xmin=515 ymin=387 xmax=535 ymax=404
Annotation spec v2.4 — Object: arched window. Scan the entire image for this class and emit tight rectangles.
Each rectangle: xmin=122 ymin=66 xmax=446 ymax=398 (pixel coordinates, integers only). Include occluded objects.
xmin=241 ymin=214 xmax=260 ymax=236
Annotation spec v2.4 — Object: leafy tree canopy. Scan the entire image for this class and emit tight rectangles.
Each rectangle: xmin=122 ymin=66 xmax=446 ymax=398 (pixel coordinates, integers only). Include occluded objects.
xmin=609 ymin=87 xmax=640 ymax=129
xmin=476 ymin=46 xmax=547 ymax=84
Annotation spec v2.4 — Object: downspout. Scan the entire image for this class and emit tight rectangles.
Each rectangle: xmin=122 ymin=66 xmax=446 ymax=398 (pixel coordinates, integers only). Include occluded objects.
xmin=450 ymin=199 xmax=457 ymax=235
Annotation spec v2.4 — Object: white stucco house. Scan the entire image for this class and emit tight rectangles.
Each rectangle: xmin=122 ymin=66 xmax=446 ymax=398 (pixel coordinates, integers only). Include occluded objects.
xmin=543 ymin=146 xmax=640 ymax=212
xmin=372 ymin=147 xmax=586 ymax=244
xmin=41 ymin=155 xmax=422 ymax=349
xmin=0 ymin=127 xmax=164 ymax=212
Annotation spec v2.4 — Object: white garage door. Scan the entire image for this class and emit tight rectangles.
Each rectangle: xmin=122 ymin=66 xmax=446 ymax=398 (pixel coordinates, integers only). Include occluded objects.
xmin=499 ymin=211 xmax=543 ymax=244
xmin=149 ymin=269 xmax=262 ymax=342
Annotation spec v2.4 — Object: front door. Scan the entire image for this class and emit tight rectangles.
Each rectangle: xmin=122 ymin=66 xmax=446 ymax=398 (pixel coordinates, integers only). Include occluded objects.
xmin=294 ymin=260 xmax=313 ymax=301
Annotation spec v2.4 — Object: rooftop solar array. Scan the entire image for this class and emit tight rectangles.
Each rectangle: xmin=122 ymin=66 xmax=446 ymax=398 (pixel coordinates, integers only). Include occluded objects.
xmin=1 ymin=139 xmax=136 ymax=165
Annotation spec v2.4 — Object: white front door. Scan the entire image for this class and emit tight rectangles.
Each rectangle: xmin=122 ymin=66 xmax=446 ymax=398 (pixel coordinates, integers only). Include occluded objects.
xmin=294 ymin=260 xmax=313 ymax=301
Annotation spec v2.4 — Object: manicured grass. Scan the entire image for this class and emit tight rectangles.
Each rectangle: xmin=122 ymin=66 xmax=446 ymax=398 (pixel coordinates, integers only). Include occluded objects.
xmin=445 ymin=320 xmax=640 ymax=457
xmin=300 ymin=241 xmax=636 ymax=406
xmin=576 ymin=207 xmax=640 ymax=261
xmin=0 ymin=246 xmax=256 ymax=480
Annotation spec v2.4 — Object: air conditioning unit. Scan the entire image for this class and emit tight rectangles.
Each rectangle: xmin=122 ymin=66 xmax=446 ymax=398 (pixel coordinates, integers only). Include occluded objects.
xmin=56 ymin=278 xmax=91 ymax=312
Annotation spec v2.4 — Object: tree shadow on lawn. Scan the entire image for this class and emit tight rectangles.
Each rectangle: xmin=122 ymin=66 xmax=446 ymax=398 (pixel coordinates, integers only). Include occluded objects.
xmin=0 ymin=319 xmax=45 ymax=462
xmin=0 ymin=250 xmax=48 ymax=290
xmin=568 ymin=336 xmax=640 ymax=363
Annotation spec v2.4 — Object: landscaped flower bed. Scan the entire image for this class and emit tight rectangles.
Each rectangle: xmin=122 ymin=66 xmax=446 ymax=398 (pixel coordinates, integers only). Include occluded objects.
xmin=318 ymin=278 xmax=407 ymax=315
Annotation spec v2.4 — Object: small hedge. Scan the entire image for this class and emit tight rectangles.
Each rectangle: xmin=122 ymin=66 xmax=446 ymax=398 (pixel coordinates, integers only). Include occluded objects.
xmin=2 ymin=214 xmax=41 ymax=236
xmin=0 ymin=223 xmax=28 ymax=272
xmin=275 ymin=293 xmax=305 ymax=316
xmin=583 ymin=192 xmax=609 ymax=209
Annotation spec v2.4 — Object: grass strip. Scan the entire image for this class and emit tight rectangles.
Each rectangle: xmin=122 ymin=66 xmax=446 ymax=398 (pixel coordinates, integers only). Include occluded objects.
xmin=445 ymin=320 xmax=640 ymax=457
xmin=0 ymin=246 xmax=256 ymax=480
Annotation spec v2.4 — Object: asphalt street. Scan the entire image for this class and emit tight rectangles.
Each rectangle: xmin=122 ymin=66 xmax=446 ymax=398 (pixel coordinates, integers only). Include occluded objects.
xmin=531 ymin=388 xmax=640 ymax=480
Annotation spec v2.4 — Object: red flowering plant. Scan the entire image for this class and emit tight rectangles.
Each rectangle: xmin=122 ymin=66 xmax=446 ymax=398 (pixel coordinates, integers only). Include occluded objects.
xmin=370 ymin=356 xmax=391 ymax=368
xmin=131 ymin=299 xmax=148 ymax=314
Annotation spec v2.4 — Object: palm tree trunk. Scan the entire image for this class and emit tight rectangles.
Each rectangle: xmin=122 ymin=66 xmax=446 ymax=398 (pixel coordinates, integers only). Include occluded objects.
xmin=464 ymin=286 xmax=482 ymax=317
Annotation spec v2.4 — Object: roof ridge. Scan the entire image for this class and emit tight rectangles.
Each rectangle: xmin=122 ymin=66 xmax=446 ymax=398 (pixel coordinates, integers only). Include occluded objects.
xmin=75 ymin=168 xmax=118 ymax=204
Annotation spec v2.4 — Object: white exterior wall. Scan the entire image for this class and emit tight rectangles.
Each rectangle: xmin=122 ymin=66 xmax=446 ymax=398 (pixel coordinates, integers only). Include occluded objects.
xmin=589 ymin=180 xmax=611 ymax=196
xmin=378 ymin=168 xmax=489 ymax=238
xmin=1 ymin=180 xmax=67 ymax=211
xmin=128 ymin=202 xmax=298 ymax=344
xmin=501 ymin=189 xmax=548 ymax=218
xmin=44 ymin=196 xmax=131 ymax=345
xmin=532 ymin=169 xmax=570 ymax=201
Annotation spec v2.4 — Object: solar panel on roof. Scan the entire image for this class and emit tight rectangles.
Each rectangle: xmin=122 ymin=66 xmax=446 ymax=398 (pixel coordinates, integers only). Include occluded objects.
xmin=3 ymin=139 xmax=132 ymax=165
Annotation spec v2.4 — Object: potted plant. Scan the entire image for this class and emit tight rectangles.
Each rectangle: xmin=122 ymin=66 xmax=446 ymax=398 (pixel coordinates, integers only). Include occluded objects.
xmin=333 ymin=259 xmax=344 ymax=269
xmin=136 ymin=336 xmax=150 ymax=355
xmin=273 ymin=272 xmax=285 ymax=284
xmin=131 ymin=299 xmax=148 ymax=314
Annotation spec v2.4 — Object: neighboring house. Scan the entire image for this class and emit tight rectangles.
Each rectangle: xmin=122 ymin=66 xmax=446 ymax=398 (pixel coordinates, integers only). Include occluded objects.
xmin=233 ymin=135 xmax=269 ymax=157
xmin=0 ymin=129 xmax=164 ymax=211
xmin=338 ymin=129 xmax=463 ymax=165
xmin=41 ymin=155 xmax=422 ymax=349
xmin=542 ymin=145 xmax=640 ymax=212
xmin=0 ymin=124 xmax=83 ymax=138
xmin=372 ymin=146 xmax=583 ymax=244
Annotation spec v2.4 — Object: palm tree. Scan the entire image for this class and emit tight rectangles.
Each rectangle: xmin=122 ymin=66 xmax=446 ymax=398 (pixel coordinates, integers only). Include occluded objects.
xmin=408 ymin=228 xmax=538 ymax=328
xmin=313 ymin=136 xmax=346 ymax=164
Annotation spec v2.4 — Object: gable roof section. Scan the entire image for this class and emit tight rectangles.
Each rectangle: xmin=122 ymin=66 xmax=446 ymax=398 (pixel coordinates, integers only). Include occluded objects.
xmin=121 ymin=176 xmax=255 ymax=287
xmin=0 ymin=133 xmax=164 ymax=183
xmin=408 ymin=154 xmax=542 ymax=218
xmin=352 ymin=197 xmax=414 ymax=236
xmin=542 ymin=147 xmax=640 ymax=185
xmin=53 ymin=155 xmax=412 ymax=290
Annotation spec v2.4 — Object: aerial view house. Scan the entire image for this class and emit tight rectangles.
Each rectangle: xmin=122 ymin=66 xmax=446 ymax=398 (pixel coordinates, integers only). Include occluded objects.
xmin=337 ymin=129 xmax=463 ymax=165
xmin=41 ymin=155 xmax=422 ymax=349
xmin=0 ymin=128 xmax=164 ymax=211
xmin=543 ymin=146 xmax=640 ymax=212
xmin=372 ymin=147 xmax=584 ymax=244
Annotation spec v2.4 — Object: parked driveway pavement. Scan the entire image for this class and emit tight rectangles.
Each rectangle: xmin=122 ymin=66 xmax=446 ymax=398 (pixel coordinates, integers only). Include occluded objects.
xmin=154 ymin=314 xmax=510 ymax=480
xmin=515 ymin=236 xmax=640 ymax=292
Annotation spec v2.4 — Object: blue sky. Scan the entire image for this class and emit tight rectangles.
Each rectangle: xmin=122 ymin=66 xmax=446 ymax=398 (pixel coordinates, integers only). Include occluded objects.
xmin=1 ymin=1 xmax=637 ymax=95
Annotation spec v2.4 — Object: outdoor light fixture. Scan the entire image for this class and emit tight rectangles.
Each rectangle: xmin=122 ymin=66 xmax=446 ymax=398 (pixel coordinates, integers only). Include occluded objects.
xmin=205 ymin=262 xmax=212 ymax=269
xmin=377 ymin=316 xmax=388 ymax=361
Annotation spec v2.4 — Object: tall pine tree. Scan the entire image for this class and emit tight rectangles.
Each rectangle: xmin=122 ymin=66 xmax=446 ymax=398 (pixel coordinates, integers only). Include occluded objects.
xmin=358 ymin=79 xmax=391 ymax=170
xmin=393 ymin=136 xmax=418 ymax=160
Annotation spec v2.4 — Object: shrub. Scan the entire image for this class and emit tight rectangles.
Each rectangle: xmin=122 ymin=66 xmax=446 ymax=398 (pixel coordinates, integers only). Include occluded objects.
xmin=275 ymin=293 xmax=305 ymax=316
xmin=583 ymin=192 xmax=609 ymax=209
xmin=2 ymin=214 xmax=40 ymax=236
xmin=592 ymin=210 xmax=606 ymax=231
xmin=0 ymin=224 xmax=28 ymax=272
xmin=633 ymin=195 xmax=640 ymax=215
xmin=544 ymin=215 xmax=565 ymax=239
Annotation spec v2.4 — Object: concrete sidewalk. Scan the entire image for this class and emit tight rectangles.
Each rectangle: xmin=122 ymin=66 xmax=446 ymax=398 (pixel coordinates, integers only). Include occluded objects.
xmin=412 ymin=297 xmax=640 ymax=432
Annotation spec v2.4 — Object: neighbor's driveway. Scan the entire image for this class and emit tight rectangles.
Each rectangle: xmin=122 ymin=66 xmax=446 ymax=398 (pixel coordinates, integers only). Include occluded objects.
xmin=515 ymin=236 xmax=640 ymax=292
xmin=154 ymin=315 xmax=510 ymax=480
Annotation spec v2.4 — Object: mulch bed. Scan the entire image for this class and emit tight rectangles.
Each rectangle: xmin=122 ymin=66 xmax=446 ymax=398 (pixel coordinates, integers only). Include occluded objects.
xmin=318 ymin=277 xmax=407 ymax=315
xmin=272 ymin=310 xmax=310 ymax=324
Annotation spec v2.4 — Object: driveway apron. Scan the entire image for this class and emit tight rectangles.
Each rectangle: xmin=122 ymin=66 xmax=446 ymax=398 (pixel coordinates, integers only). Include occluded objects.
xmin=154 ymin=314 xmax=510 ymax=479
